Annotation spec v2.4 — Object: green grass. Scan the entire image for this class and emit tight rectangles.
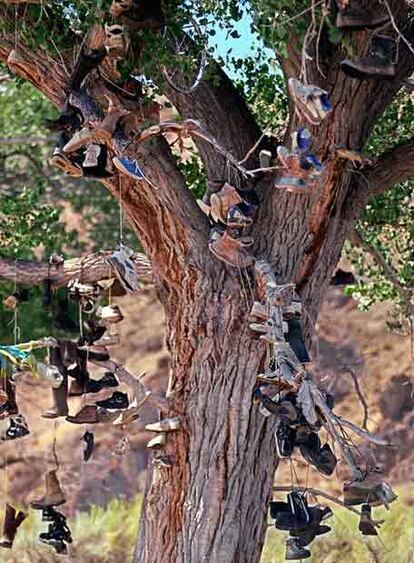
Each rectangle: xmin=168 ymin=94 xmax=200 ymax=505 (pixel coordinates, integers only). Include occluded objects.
xmin=1 ymin=492 xmax=413 ymax=562
xmin=0 ymin=496 xmax=141 ymax=563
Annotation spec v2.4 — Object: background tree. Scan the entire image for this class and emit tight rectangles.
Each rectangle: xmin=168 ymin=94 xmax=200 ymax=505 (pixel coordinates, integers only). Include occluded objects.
xmin=0 ymin=1 xmax=413 ymax=561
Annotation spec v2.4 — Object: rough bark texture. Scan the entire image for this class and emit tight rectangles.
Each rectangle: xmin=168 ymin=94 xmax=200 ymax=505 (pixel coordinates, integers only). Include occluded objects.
xmin=0 ymin=2 xmax=414 ymax=562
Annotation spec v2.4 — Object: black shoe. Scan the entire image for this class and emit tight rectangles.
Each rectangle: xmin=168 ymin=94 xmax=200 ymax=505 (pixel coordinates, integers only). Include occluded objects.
xmin=285 ymin=318 xmax=310 ymax=363
xmin=269 ymin=501 xmax=289 ymax=519
xmin=86 ymin=372 xmax=119 ymax=393
xmin=82 ymin=431 xmax=94 ymax=462
xmin=285 ymin=537 xmax=311 ymax=560
xmin=274 ymin=421 xmax=296 ymax=458
xmin=39 ymin=536 xmax=68 ymax=554
xmin=315 ymin=443 xmax=337 ymax=476
xmin=330 ymin=268 xmax=356 ymax=286
xmin=335 ymin=2 xmax=389 ymax=31
xmin=359 ymin=504 xmax=378 ymax=536
xmin=77 ymin=320 xmax=106 ymax=346
xmin=95 ymin=391 xmax=128 ymax=410
xmin=341 ymin=36 xmax=396 ymax=80
xmin=40 ymin=520 xmax=72 ymax=544
xmin=298 ymin=432 xmax=321 ymax=466
xmin=81 ymin=144 xmax=113 ymax=179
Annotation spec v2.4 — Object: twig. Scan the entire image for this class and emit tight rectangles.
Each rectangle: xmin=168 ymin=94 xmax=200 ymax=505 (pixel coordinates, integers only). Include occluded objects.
xmin=380 ymin=0 xmax=414 ymax=58
xmin=342 ymin=367 xmax=369 ymax=430
xmin=272 ymin=485 xmax=384 ymax=526
xmin=137 ymin=119 xmax=254 ymax=178
xmin=334 ymin=416 xmax=390 ymax=446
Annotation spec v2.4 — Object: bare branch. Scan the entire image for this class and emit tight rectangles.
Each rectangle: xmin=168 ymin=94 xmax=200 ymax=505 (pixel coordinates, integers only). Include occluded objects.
xmin=342 ymin=367 xmax=369 ymax=430
xmin=0 ymin=252 xmax=152 ymax=287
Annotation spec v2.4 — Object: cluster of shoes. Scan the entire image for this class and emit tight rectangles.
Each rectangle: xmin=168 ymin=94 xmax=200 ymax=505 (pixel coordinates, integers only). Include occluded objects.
xmin=197 ymin=183 xmax=258 ymax=268
xmin=145 ymin=415 xmax=181 ymax=468
xmin=31 ymin=470 xmax=72 ymax=554
xmin=270 ymin=492 xmax=333 ymax=560
xmin=275 ymin=127 xmax=324 ymax=194
xmin=33 ymin=338 xmax=135 ymax=432
xmin=330 ymin=1 xmax=396 ymax=80
xmin=48 ymin=98 xmax=145 ymax=182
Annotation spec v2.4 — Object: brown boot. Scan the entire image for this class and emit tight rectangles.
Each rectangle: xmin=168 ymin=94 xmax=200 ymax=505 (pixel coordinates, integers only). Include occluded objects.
xmin=209 ymin=229 xmax=254 ymax=268
xmin=66 ymin=405 xmax=100 ymax=424
xmin=210 ymin=184 xmax=243 ymax=223
xmin=0 ymin=504 xmax=27 ymax=548
xmin=31 ymin=470 xmax=66 ymax=509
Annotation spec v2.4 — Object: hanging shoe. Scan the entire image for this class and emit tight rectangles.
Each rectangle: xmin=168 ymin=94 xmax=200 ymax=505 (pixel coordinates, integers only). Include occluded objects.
xmin=97 ymin=304 xmax=124 ymax=324
xmin=291 ymin=127 xmax=312 ymax=154
xmin=95 ymin=391 xmax=129 ymax=410
xmin=62 ymin=128 xmax=95 ymax=153
xmin=341 ymin=36 xmax=396 ymax=80
xmin=226 ymin=204 xmax=253 ymax=228
xmin=285 ymin=318 xmax=311 ymax=363
xmin=359 ymin=504 xmax=378 ymax=536
xmin=210 ymin=184 xmax=243 ymax=224
xmin=147 ymin=433 xmax=167 ymax=449
xmin=109 ymin=0 xmax=132 ymax=17
xmin=288 ymin=78 xmax=332 ymax=125
xmin=315 ymin=443 xmax=337 ymax=476
xmin=298 ymin=431 xmax=321 ymax=465
xmin=249 ymin=301 xmax=269 ymax=321
xmin=335 ymin=2 xmax=389 ymax=30
xmin=104 ymin=24 xmax=130 ymax=57
xmin=107 ymin=245 xmax=140 ymax=293
xmin=112 ymin=156 xmax=144 ymax=180
xmin=77 ymin=320 xmax=107 ymax=347
xmin=275 ymin=492 xmax=310 ymax=531
xmin=31 ymin=470 xmax=66 ymax=509
xmin=81 ymin=144 xmax=113 ymax=179
xmin=269 ymin=500 xmax=290 ymax=519
xmin=82 ymin=431 xmax=94 ymax=462
xmin=39 ymin=535 xmax=68 ymax=554
xmin=66 ymin=405 xmax=101 ymax=425
xmin=145 ymin=416 xmax=181 ymax=432
xmin=285 ymin=537 xmax=311 ymax=560
xmin=36 ymin=362 xmax=64 ymax=389
xmin=39 ymin=517 xmax=72 ymax=545
xmin=274 ymin=420 xmax=296 ymax=458
xmin=153 ymin=455 xmax=174 ymax=468
xmin=209 ymin=228 xmax=254 ymax=268
xmin=0 ymin=415 xmax=29 ymax=441
xmin=49 ymin=141 xmax=83 ymax=178
xmin=0 ymin=505 xmax=27 ymax=549
xmin=86 ymin=371 xmax=119 ymax=393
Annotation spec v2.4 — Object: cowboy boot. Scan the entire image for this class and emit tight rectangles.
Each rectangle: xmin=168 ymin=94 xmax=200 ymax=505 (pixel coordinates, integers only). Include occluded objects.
xmin=31 ymin=470 xmax=66 ymax=509
xmin=0 ymin=504 xmax=27 ymax=548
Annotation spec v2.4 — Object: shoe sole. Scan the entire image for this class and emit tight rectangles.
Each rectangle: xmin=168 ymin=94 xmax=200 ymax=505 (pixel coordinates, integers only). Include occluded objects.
xmin=340 ymin=61 xmax=395 ymax=80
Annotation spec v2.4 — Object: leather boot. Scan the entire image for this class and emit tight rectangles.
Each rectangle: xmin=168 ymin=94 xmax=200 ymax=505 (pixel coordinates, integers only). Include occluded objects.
xmin=210 ymin=184 xmax=243 ymax=223
xmin=0 ymin=504 xmax=27 ymax=548
xmin=336 ymin=1 xmax=389 ymax=30
xmin=341 ymin=36 xmax=396 ymax=80
xmin=209 ymin=229 xmax=254 ymax=268
xmin=66 ymin=405 xmax=100 ymax=424
xmin=359 ymin=504 xmax=378 ymax=536
xmin=31 ymin=470 xmax=66 ymax=509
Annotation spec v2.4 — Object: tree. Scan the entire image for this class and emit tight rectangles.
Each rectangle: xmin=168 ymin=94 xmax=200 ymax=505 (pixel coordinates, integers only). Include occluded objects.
xmin=0 ymin=1 xmax=413 ymax=561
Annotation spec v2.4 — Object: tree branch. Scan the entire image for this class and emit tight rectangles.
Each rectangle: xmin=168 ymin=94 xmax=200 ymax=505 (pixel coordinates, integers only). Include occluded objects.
xmin=366 ymin=138 xmax=414 ymax=196
xmin=164 ymin=62 xmax=262 ymax=182
xmin=0 ymin=252 xmax=152 ymax=287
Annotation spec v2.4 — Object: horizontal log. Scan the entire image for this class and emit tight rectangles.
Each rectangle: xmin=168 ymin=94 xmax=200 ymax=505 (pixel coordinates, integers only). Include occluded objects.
xmin=0 ymin=252 xmax=152 ymax=287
